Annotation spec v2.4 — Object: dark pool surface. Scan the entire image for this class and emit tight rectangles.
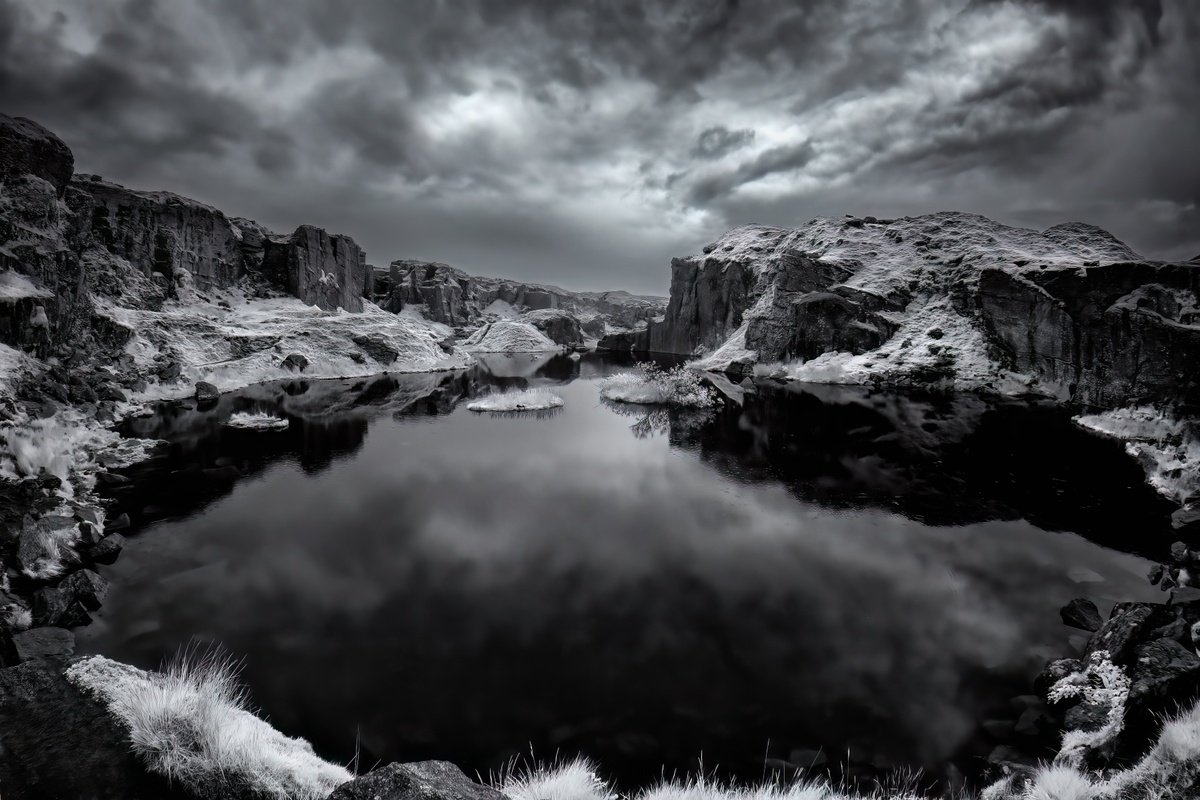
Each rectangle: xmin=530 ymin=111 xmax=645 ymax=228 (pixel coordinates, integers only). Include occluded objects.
xmin=79 ymin=352 xmax=1175 ymax=790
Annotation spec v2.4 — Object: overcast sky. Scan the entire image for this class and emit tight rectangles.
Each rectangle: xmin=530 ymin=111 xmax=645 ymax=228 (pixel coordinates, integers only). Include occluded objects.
xmin=2 ymin=0 xmax=1197 ymax=294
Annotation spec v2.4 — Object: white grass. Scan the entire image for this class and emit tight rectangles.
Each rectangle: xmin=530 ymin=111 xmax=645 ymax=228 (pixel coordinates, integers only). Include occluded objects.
xmin=66 ymin=653 xmax=351 ymax=800
xmin=600 ymin=363 xmax=717 ymax=408
xmin=500 ymin=758 xmax=616 ymax=800
xmin=498 ymin=759 xmax=929 ymax=800
xmin=225 ymin=411 xmax=290 ymax=431
xmin=16 ymin=515 xmax=79 ymax=580
xmin=467 ymin=387 xmax=564 ymax=412
xmin=0 ymin=603 xmax=32 ymax=632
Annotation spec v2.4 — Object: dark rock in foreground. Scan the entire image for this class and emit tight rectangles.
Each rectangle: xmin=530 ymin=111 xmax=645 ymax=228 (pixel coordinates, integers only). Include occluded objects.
xmin=328 ymin=760 xmax=508 ymax=800
xmin=0 ymin=661 xmax=188 ymax=799
xmin=1060 ymin=598 xmax=1102 ymax=632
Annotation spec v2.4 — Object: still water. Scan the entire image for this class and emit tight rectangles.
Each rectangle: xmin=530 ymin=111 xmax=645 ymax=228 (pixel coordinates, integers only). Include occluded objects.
xmin=79 ymin=352 xmax=1172 ymax=789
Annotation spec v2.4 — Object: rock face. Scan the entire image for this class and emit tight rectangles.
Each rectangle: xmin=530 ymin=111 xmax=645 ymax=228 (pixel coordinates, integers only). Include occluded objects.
xmin=328 ymin=760 xmax=508 ymax=800
xmin=0 ymin=114 xmax=73 ymax=196
xmin=263 ymin=225 xmax=370 ymax=312
xmin=521 ymin=308 xmax=584 ymax=347
xmin=626 ymin=213 xmax=1200 ymax=406
xmin=381 ymin=260 xmax=480 ymax=324
xmin=0 ymin=660 xmax=190 ymax=799
xmin=72 ymin=175 xmax=246 ymax=292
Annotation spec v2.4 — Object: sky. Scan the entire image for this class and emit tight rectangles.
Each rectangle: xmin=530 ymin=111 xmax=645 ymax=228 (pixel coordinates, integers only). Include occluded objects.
xmin=1 ymin=0 xmax=1197 ymax=294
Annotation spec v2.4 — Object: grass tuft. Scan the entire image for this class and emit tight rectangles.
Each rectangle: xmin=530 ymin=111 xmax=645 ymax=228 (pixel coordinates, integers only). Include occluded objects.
xmin=66 ymin=650 xmax=351 ymax=800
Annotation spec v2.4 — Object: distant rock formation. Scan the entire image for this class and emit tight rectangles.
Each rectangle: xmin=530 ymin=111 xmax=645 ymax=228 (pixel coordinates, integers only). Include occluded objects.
xmin=380 ymin=260 xmax=480 ymax=324
xmin=607 ymin=213 xmax=1200 ymax=407
xmin=371 ymin=259 xmax=666 ymax=333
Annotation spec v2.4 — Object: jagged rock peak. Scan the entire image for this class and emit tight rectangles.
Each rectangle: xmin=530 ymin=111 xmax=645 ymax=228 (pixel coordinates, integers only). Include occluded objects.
xmin=0 ymin=113 xmax=74 ymax=196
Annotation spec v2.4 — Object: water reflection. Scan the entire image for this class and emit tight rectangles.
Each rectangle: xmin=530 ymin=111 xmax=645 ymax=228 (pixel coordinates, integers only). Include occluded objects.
xmin=85 ymin=356 xmax=1171 ymax=792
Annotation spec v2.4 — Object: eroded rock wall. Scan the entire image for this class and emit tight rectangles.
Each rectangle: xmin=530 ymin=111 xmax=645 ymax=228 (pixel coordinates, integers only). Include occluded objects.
xmin=642 ymin=213 xmax=1200 ymax=406
xmin=263 ymin=225 xmax=370 ymax=313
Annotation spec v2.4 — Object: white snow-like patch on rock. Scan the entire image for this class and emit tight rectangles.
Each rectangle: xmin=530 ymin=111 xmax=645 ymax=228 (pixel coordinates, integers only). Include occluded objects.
xmin=775 ymin=296 xmax=1035 ymax=395
xmin=689 ymin=322 xmax=755 ymax=373
xmin=1074 ymin=406 xmax=1200 ymax=508
xmin=461 ymin=320 xmax=559 ymax=353
xmin=225 ymin=411 xmax=290 ymax=431
xmin=483 ymin=298 xmax=518 ymax=318
xmin=0 ymin=407 xmax=160 ymax=494
xmin=66 ymin=654 xmax=349 ymax=800
xmin=0 ymin=342 xmax=34 ymax=399
xmin=467 ymin=387 xmax=564 ymax=412
xmin=99 ymin=293 xmax=472 ymax=400
xmin=0 ymin=269 xmax=53 ymax=300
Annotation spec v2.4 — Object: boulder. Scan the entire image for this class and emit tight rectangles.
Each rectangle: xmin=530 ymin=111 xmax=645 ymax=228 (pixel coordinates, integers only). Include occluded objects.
xmin=9 ymin=627 xmax=74 ymax=664
xmin=1128 ymin=638 xmax=1200 ymax=705
xmin=86 ymin=532 xmax=126 ymax=565
xmin=281 ymin=353 xmax=309 ymax=372
xmin=352 ymin=334 xmax=399 ymax=365
xmin=0 ymin=660 xmax=186 ymax=799
xmin=60 ymin=569 xmax=109 ymax=610
xmin=1061 ymin=598 xmax=1103 ymax=632
xmin=1086 ymin=602 xmax=1173 ymax=665
xmin=328 ymin=761 xmax=508 ymax=800
xmin=31 ymin=587 xmax=91 ymax=628
xmin=194 ymin=381 xmax=220 ymax=402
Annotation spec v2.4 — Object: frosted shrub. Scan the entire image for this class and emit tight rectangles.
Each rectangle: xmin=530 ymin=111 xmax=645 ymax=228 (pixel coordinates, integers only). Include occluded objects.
xmin=600 ymin=363 xmax=717 ymax=408
xmin=1047 ymin=650 xmax=1130 ymax=765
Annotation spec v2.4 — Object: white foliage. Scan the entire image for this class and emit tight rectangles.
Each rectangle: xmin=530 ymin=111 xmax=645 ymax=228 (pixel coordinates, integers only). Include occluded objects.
xmin=467 ymin=387 xmax=564 ymax=412
xmin=66 ymin=654 xmax=350 ymax=800
xmin=225 ymin=411 xmax=290 ymax=431
xmin=600 ymin=363 xmax=717 ymax=408
xmin=1047 ymin=650 xmax=1130 ymax=766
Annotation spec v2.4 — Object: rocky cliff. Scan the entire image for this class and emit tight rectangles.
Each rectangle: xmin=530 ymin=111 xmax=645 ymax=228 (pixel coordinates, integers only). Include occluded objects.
xmin=612 ymin=213 xmax=1200 ymax=407
xmin=71 ymin=174 xmax=246 ymax=293
xmin=0 ymin=112 xmax=373 ymax=342
xmin=263 ymin=225 xmax=370 ymax=313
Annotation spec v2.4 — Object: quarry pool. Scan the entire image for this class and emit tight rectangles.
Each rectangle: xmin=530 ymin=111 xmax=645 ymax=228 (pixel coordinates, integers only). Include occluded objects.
xmin=79 ymin=353 xmax=1175 ymax=789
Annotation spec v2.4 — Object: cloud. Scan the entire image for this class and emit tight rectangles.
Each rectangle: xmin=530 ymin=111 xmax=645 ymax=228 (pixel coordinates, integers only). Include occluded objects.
xmin=0 ymin=0 xmax=1197 ymax=291
xmin=692 ymin=126 xmax=756 ymax=160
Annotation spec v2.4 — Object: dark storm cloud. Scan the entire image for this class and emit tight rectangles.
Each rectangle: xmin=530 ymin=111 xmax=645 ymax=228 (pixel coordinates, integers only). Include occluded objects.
xmin=692 ymin=126 xmax=756 ymax=160
xmin=1 ymin=0 xmax=1197 ymax=292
